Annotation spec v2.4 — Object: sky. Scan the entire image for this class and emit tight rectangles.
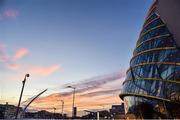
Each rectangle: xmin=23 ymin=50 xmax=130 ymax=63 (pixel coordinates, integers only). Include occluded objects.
xmin=0 ymin=0 xmax=152 ymax=116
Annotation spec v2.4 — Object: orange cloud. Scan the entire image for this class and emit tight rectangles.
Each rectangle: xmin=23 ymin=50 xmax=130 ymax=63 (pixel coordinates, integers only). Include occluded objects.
xmin=13 ymin=48 xmax=29 ymax=61
xmin=25 ymin=72 xmax=125 ymax=116
xmin=29 ymin=93 xmax=122 ymax=116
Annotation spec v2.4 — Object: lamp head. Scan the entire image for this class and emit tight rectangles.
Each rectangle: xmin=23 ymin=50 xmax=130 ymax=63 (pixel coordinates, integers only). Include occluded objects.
xmin=26 ymin=74 xmax=30 ymax=77
xmin=67 ymin=86 xmax=75 ymax=89
xmin=67 ymin=86 xmax=72 ymax=88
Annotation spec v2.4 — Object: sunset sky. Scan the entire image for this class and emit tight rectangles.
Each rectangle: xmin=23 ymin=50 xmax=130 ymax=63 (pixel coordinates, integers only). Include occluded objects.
xmin=0 ymin=0 xmax=152 ymax=116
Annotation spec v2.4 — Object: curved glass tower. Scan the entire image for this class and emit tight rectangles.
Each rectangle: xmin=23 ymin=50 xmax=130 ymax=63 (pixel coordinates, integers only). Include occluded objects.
xmin=119 ymin=0 xmax=180 ymax=119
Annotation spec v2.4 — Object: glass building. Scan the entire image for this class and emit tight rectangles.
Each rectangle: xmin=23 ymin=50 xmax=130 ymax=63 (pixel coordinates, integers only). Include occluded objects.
xmin=119 ymin=0 xmax=180 ymax=119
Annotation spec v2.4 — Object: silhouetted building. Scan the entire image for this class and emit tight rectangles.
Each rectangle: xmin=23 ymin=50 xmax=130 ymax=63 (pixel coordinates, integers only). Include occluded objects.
xmin=25 ymin=110 xmax=63 ymax=119
xmin=0 ymin=103 xmax=66 ymax=119
xmin=119 ymin=0 xmax=180 ymax=119
xmin=110 ymin=103 xmax=125 ymax=115
xmin=109 ymin=104 xmax=125 ymax=119
xmin=81 ymin=111 xmax=96 ymax=119
xmin=82 ymin=110 xmax=110 ymax=119
xmin=99 ymin=110 xmax=110 ymax=119
xmin=0 ymin=103 xmax=23 ymax=119
xmin=81 ymin=104 xmax=125 ymax=119
xmin=0 ymin=104 xmax=6 ymax=119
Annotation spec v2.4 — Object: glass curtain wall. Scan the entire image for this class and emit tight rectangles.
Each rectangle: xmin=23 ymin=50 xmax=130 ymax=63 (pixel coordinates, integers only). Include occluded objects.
xmin=120 ymin=0 xmax=180 ymax=119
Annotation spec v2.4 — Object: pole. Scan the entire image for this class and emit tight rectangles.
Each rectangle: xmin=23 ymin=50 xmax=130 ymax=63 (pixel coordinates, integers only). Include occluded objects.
xmin=54 ymin=107 xmax=56 ymax=119
xmin=72 ymin=87 xmax=75 ymax=118
xmin=15 ymin=74 xmax=29 ymax=119
xmin=61 ymin=100 xmax=64 ymax=115
xmin=97 ymin=112 xmax=99 ymax=120
xmin=67 ymin=86 xmax=76 ymax=118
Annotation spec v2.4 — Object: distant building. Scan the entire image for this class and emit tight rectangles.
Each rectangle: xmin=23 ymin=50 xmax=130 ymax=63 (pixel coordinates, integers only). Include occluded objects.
xmin=110 ymin=103 xmax=125 ymax=115
xmin=0 ymin=103 xmax=66 ymax=119
xmin=0 ymin=103 xmax=23 ymax=119
xmin=25 ymin=110 xmax=63 ymax=119
xmin=0 ymin=104 xmax=6 ymax=119
xmin=82 ymin=110 xmax=110 ymax=119
xmin=109 ymin=104 xmax=125 ymax=119
xmin=82 ymin=104 xmax=125 ymax=119
xmin=119 ymin=0 xmax=180 ymax=119
xmin=81 ymin=111 xmax=96 ymax=119
xmin=98 ymin=110 xmax=110 ymax=119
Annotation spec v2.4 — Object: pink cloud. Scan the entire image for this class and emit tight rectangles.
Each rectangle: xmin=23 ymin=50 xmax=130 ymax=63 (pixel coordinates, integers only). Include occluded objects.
xmin=29 ymin=64 xmax=61 ymax=76
xmin=13 ymin=48 xmax=29 ymax=61
xmin=0 ymin=42 xmax=61 ymax=80
xmin=3 ymin=9 xmax=19 ymax=18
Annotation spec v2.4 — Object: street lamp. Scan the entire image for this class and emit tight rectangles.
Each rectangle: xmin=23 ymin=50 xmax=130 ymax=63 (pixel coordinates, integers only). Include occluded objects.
xmin=67 ymin=86 xmax=76 ymax=118
xmin=60 ymin=100 xmax=64 ymax=115
xmin=15 ymin=74 xmax=30 ymax=119
xmin=53 ymin=107 xmax=56 ymax=119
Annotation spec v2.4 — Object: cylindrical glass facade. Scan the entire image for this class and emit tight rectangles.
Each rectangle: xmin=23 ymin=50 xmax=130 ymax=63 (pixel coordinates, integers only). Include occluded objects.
xmin=120 ymin=0 xmax=180 ymax=119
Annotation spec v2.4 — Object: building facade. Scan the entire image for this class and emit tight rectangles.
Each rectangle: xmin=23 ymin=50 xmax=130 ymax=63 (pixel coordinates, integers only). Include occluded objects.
xmin=109 ymin=104 xmax=125 ymax=119
xmin=119 ymin=0 xmax=180 ymax=119
xmin=0 ymin=103 xmax=23 ymax=119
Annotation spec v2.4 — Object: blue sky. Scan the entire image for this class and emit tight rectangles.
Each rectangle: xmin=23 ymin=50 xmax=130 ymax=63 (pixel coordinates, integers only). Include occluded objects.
xmin=0 ymin=0 xmax=153 ymax=113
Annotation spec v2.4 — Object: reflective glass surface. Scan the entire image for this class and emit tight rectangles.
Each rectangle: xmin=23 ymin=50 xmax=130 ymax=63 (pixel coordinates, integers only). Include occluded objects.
xmin=124 ymin=96 xmax=180 ymax=119
xmin=120 ymin=5 xmax=180 ymax=119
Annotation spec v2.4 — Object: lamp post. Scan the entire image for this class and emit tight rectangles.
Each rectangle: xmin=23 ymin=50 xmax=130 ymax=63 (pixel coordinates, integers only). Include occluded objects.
xmin=15 ymin=74 xmax=30 ymax=119
xmin=61 ymin=100 xmax=64 ymax=115
xmin=53 ymin=107 xmax=56 ymax=119
xmin=67 ymin=86 xmax=76 ymax=118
